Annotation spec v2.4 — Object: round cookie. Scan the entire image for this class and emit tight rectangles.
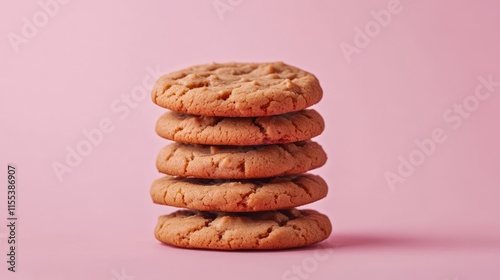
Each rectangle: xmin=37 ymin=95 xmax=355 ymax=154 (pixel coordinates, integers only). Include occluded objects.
xmin=151 ymin=62 xmax=323 ymax=117
xmin=155 ymin=109 xmax=324 ymax=146
xmin=150 ymin=174 xmax=328 ymax=212
xmin=154 ymin=208 xmax=332 ymax=250
xmin=156 ymin=140 xmax=326 ymax=179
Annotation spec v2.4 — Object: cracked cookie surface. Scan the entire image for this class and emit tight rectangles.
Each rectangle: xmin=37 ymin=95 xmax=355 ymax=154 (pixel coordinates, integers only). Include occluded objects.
xmin=150 ymin=174 xmax=328 ymax=212
xmin=155 ymin=109 xmax=324 ymax=146
xmin=151 ymin=62 xmax=323 ymax=117
xmin=156 ymin=140 xmax=326 ymax=179
xmin=154 ymin=208 xmax=332 ymax=250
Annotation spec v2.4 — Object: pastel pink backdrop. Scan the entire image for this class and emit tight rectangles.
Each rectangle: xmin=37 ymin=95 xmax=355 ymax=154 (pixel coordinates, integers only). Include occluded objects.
xmin=1 ymin=0 xmax=499 ymax=279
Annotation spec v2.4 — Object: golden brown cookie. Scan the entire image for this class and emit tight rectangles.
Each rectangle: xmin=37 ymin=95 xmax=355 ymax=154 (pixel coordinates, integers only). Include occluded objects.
xmin=156 ymin=140 xmax=326 ymax=179
xmin=155 ymin=109 xmax=324 ymax=146
xmin=151 ymin=62 xmax=323 ymax=117
xmin=150 ymin=174 xmax=328 ymax=212
xmin=154 ymin=208 xmax=332 ymax=250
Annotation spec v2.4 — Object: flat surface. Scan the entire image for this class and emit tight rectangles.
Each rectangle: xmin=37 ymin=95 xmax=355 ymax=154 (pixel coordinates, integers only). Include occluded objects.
xmin=1 ymin=0 xmax=500 ymax=279
xmin=4 ymin=229 xmax=500 ymax=280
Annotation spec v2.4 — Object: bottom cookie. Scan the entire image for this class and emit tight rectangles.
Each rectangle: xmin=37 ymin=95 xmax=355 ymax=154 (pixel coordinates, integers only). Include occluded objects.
xmin=154 ymin=208 xmax=332 ymax=250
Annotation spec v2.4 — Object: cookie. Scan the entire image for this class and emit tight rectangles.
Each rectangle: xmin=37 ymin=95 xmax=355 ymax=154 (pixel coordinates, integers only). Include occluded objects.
xmin=155 ymin=109 xmax=324 ymax=146
xmin=154 ymin=208 xmax=332 ymax=250
xmin=151 ymin=62 xmax=323 ymax=117
xmin=156 ymin=140 xmax=326 ymax=179
xmin=150 ymin=174 xmax=328 ymax=212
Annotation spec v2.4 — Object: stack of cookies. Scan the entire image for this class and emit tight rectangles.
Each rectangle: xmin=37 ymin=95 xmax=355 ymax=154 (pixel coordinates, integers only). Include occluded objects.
xmin=150 ymin=62 xmax=331 ymax=250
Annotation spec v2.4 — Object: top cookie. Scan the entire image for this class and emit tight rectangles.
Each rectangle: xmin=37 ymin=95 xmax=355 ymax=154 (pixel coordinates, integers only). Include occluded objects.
xmin=151 ymin=62 xmax=323 ymax=117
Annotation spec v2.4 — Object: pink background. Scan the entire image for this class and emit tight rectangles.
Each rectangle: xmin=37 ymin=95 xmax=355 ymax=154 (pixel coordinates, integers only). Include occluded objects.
xmin=1 ymin=0 xmax=500 ymax=279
